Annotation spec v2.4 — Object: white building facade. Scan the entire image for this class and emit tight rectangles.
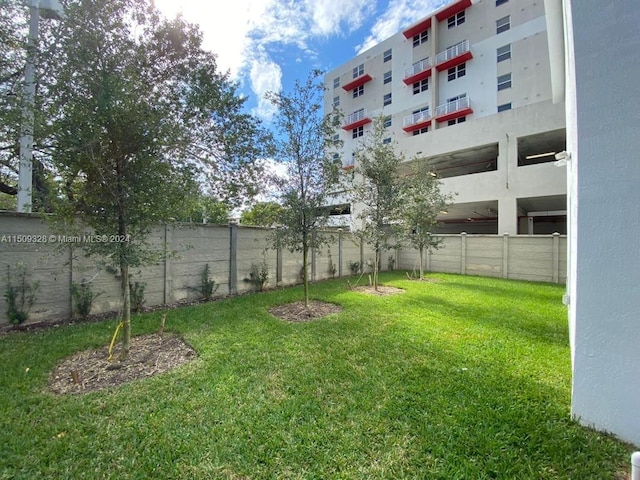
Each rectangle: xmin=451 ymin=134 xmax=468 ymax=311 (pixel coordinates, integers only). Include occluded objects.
xmin=325 ymin=0 xmax=567 ymax=235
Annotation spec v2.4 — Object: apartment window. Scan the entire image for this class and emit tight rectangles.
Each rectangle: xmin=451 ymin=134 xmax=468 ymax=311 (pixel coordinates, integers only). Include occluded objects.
xmin=448 ymin=117 xmax=466 ymax=126
xmin=496 ymin=0 xmax=509 ymax=5
xmin=333 ymin=77 xmax=340 ymax=89
xmin=383 ymin=71 xmax=392 ymax=84
xmin=352 ymin=125 xmax=364 ymax=139
xmin=413 ymin=78 xmax=429 ymax=94
xmin=353 ymin=85 xmax=364 ymax=98
xmin=383 ymin=93 xmax=392 ymax=106
xmin=448 ymin=11 xmax=465 ymax=29
xmin=332 ymin=133 xmax=340 ymax=144
xmin=332 ymin=152 xmax=340 ymax=161
xmin=412 ymin=126 xmax=429 ymax=136
xmin=447 ymin=63 xmax=466 ymax=81
xmin=383 ymin=137 xmax=392 ymax=144
xmin=497 ymin=102 xmax=512 ymax=112
xmin=383 ymin=115 xmax=392 ymax=128
xmin=353 ymin=64 xmax=364 ymax=78
xmin=496 ymin=16 xmax=510 ymax=34
xmin=333 ymin=96 xmax=340 ymax=107
xmin=497 ymin=44 xmax=511 ymax=62
xmin=383 ymin=49 xmax=392 ymax=62
xmin=497 ymin=73 xmax=512 ymax=90
xmin=448 ymin=93 xmax=467 ymax=103
xmin=413 ymin=30 xmax=428 ymax=47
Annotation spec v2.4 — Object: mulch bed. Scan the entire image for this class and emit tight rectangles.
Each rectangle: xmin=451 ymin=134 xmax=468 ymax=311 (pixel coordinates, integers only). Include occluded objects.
xmin=352 ymin=285 xmax=405 ymax=296
xmin=48 ymin=333 xmax=197 ymax=395
xmin=269 ymin=300 xmax=343 ymax=322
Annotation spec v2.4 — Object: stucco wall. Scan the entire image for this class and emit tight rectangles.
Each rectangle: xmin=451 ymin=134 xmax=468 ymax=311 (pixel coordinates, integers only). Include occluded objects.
xmin=566 ymin=0 xmax=640 ymax=447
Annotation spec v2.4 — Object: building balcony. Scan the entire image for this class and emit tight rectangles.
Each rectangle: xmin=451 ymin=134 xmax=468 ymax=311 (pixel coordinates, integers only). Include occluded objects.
xmin=342 ymin=73 xmax=373 ymax=92
xmin=403 ymin=58 xmax=432 ymax=85
xmin=342 ymin=109 xmax=372 ymax=130
xmin=402 ymin=17 xmax=432 ymax=39
xmin=435 ymin=96 xmax=473 ymax=122
xmin=434 ymin=0 xmax=472 ymax=22
xmin=435 ymin=39 xmax=473 ymax=71
xmin=403 ymin=109 xmax=432 ymax=133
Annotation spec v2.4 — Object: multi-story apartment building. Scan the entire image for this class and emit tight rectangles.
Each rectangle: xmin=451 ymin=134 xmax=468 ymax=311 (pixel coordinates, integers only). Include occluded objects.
xmin=324 ymin=0 xmax=566 ymax=234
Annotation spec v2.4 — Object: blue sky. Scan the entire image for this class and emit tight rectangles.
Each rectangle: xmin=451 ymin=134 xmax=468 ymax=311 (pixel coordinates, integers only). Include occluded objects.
xmin=154 ymin=0 xmax=448 ymax=123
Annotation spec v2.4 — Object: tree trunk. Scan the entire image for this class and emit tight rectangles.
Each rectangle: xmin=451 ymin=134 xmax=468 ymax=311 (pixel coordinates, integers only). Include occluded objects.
xmin=119 ymin=263 xmax=131 ymax=360
xmin=302 ymin=237 xmax=309 ymax=308
xmin=419 ymin=245 xmax=425 ymax=280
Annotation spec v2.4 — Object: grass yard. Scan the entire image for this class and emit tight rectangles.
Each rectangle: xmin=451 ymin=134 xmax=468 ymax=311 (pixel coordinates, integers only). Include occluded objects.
xmin=0 ymin=272 xmax=633 ymax=479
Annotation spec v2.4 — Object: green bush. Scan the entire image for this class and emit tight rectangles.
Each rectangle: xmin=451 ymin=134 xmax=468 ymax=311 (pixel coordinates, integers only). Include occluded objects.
xmin=248 ymin=262 xmax=269 ymax=291
xmin=130 ymin=281 xmax=146 ymax=313
xmin=199 ymin=263 xmax=218 ymax=301
xmin=4 ymin=263 xmax=39 ymax=325
xmin=71 ymin=281 xmax=100 ymax=320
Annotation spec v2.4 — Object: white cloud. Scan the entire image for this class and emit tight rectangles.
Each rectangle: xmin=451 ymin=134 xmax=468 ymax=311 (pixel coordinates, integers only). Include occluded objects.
xmin=248 ymin=48 xmax=282 ymax=122
xmin=356 ymin=0 xmax=448 ymax=54
xmin=154 ymin=0 xmax=374 ymax=122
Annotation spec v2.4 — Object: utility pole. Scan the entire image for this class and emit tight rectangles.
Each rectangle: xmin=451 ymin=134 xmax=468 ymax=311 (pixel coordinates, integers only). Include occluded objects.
xmin=17 ymin=0 xmax=65 ymax=213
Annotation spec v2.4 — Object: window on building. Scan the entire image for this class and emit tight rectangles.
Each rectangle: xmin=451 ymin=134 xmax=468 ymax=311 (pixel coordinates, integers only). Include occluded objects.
xmin=413 ymin=78 xmax=429 ymax=95
xmin=353 ymin=64 xmax=364 ymax=78
xmin=352 ymin=125 xmax=364 ymax=139
xmin=496 ymin=15 xmax=510 ymax=34
xmin=413 ymin=29 xmax=428 ymax=47
xmin=448 ymin=63 xmax=466 ymax=81
xmin=448 ymin=11 xmax=465 ymax=29
xmin=383 ymin=137 xmax=392 ymax=144
xmin=383 ymin=49 xmax=392 ymax=62
xmin=353 ymin=85 xmax=364 ymax=98
xmin=383 ymin=93 xmax=392 ymax=106
xmin=383 ymin=115 xmax=392 ymax=128
xmin=332 ymin=133 xmax=340 ymax=144
xmin=496 ymin=0 xmax=509 ymax=5
xmin=497 ymin=44 xmax=511 ymax=62
xmin=383 ymin=71 xmax=392 ymax=84
xmin=412 ymin=126 xmax=429 ymax=136
xmin=448 ymin=93 xmax=467 ymax=103
xmin=333 ymin=96 xmax=340 ymax=107
xmin=448 ymin=117 xmax=466 ymax=126
xmin=332 ymin=152 xmax=340 ymax=161
xmin=497 ymin=73 xmax=512 ymax=90
xmin=333 ymin=77 xmax=340 ymax=89
xmin=497 ymin=102 xmax=512 ymax=112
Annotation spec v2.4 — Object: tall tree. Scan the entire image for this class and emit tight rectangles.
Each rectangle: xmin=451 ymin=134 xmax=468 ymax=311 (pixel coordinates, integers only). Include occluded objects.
xmin=45 ymin=0 xmax=269 ymax=358
xmin=266 ymin=71 xmax=341 ymax=307
xmin=402 ymin=161 xmax=456 ymax=280
xmin=350 ymin=115 xmax=405 ymax=290
xmin=240 ymin=201 xmax=284 ymax=227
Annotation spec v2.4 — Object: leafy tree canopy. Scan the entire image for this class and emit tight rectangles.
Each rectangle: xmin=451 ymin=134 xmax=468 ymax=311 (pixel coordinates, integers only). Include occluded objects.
xmin=240 ymin=201 xmax=284 ymax=227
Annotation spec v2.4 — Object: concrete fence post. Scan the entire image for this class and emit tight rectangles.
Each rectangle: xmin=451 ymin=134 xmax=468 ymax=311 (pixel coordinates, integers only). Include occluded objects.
xmin=338 ymin=229 xmax=343 ymax=278
xmin=163 ymin=223 xmax=171 ymax=304
xmin=311 ymin=233 xmax=317 ymax=282
xmin=460 ymin=232 xmax=467 ymax=275
xmin=502 ymin=232 xmax=509 ymax=279
xmin=229 ymin=222 xmax=238 ymax=295
xmin=276 ymin=232 xmax=283 ymax=286
xmin=552 ymin=232 xmax=560 ymax=283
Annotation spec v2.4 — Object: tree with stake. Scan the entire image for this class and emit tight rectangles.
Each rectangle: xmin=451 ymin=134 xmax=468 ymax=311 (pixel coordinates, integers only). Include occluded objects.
xmin=265 ymin=71 xmax=342 ymax=308
xmin=350 ymin=115 xmax=405 ymax=291
xmin=46 ymin=0 xmax=269 ymax=359
xmin=402 ymin=161 xmax=456 ymax=280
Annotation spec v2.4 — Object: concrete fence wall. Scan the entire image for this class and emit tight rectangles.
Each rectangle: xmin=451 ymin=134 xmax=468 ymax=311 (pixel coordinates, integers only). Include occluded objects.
xmin=0 ymin=213 xmax=566 ymax=326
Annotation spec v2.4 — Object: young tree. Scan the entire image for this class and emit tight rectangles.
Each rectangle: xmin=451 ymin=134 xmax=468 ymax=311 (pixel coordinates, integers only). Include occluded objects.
xmin=402 ymin=161 xmax=456 ymax=280
xmin=266 ymin=71 xmax=341 ymax=307
xmin=350 ymin=115 xmax=405 ymax=290
xmin=46 ymin=0 xmax=269 ymax=358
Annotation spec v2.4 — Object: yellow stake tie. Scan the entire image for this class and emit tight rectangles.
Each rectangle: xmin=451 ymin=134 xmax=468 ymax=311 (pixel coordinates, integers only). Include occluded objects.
xmin=108 ymin=321 xmax=124 ymax=361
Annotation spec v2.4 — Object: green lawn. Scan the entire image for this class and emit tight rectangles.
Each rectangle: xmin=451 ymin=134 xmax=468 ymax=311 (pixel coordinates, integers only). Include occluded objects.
xmin=0 ymin=273 xmax=633 ymax=479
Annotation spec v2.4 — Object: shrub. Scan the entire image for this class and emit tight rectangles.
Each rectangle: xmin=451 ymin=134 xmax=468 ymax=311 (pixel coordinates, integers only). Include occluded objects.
xmin=4 ymin=264 xmax=39 ymax=325
xmin=388 ymin=255 xmax=395 ymax=271
xmin=130 ymin=281 xmax=146 ymax=313
xmin=199 ymin=263 xmax=218 ymax=301
xmin=248 ymin=262 xmax=269 ymax=292
xmin=348 ymin=261 xmax=361 ymax=276
xmin=328 ymin=258 xmax=337 ymax=278
xmin=71 ymin=281 xmax=100 ymax=320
